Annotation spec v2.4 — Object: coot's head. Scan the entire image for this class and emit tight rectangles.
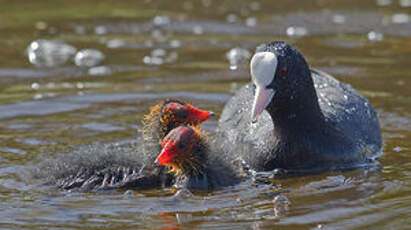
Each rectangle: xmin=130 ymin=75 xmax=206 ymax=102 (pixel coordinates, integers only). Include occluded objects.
xmin=155 ymin=126 xmax=207 ymax=175
xmin=161 ymin=100 xmax=213 ymax=125
xmin=250 ymin=41 xmax=314 ymax=122
xmin=143 ymin=100 xmax=213 ymax=141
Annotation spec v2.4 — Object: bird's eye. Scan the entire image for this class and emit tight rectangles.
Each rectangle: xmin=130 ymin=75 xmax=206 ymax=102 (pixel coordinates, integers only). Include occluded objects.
xmin=178 ymin=140 xmax=187 ymax=149
xmin=279 ymin=66 xmax=288 ymax=75
xmin=174 ymin=109 xmax=188 ymax=119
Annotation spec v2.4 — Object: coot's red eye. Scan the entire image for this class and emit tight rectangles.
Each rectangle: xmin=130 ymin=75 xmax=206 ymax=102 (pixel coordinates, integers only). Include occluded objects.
xmin=279 ymin=66 xmax=288 ymax=75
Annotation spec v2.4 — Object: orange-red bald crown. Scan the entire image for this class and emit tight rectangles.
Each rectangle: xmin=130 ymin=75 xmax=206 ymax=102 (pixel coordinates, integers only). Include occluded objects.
xmin=162 ymin=102 xmax=213 ymax=125
xmin=155 ymin=126 xmax=198 ymax=166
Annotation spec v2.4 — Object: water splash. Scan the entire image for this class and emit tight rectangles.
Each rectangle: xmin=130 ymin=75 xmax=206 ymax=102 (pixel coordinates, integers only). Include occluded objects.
xmin=26 ymin=39 xmax=77 ymax=67
xmin=74 ymin=49 xmax=105 ymax=67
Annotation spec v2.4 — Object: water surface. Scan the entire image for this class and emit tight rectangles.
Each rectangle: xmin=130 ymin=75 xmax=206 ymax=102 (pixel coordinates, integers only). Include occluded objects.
xmin=0 ymin=0 xmax=411 ymax=229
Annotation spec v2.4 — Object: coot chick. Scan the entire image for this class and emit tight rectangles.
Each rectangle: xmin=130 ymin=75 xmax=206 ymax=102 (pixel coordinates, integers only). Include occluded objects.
xmin=34 ymin=100 xmax=214 ymax=191
xmin=217 ymin=41 xmax=382 ymax=172
xmin=155 ymin=126 xmax=242 ymax=190
xmin=142 ymin=99 xmax=214 ymax=147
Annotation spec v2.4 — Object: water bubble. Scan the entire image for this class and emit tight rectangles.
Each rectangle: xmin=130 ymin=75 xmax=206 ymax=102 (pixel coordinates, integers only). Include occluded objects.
xmin=367 ymin=31 xmax=384 ymax=41
xmin=143 ymin=56 xmax=163 ymax=66
xmin=88 ymin=66 xmax=112 ymax=76
xmin=332 ymin=14 xmax=346 ymax=24
xmin=393 ymin=146 xmax=402 ymax=152
xmin=106 ymin=39 xmax=126 ymax=49
xmin=193 ymin=25 xmax=204 ymax=35
xmin=62 ymin=82 xmax=73 ymax=88
xmin=376 ymin=0 xmax=392 ymax=6
xmin=31 ymin=82 xmax=40 ymax=90
xmin=76 ymin=82 xmax=85 ymax=89
xmin=151 ymin=48 xmax=167 ymax=57
xmin=34 ymin=94 xmax=43 ymax=100
xmin=399 ymin=0 xmax=411 ymax=7
xmin=226 ymin=47 xmax=251 ymax=70
xmin=151 ymin=29 xmax=166 ymax=42
xmin=245 ymin=17 xmax=258 ymax=27
xmin=153 ymin=15 xmax=170 ymax=26
xmin=26 ymin=39 xmax=77 ymax=67
xmin=169 ymin=39 xmax=182 ymax=48
xmin=35 ymin=21 xmax=47 ymax=30
xmin=286 ymin=26 xmax=308 ymax=38
xmin=226 ymin=14 xmax=238 ymax=23
xmin=46 ymin=82 xmax=56 ymax=89
xmin=143 ymin=56 xmax=152 ymax=65
xmin=94 ymin=25 xmax=107 ymax=35
xmin=74 ymin=49 xmax=105 ymax=67
xmin=392 ymin=13 xmax=409 ymax=24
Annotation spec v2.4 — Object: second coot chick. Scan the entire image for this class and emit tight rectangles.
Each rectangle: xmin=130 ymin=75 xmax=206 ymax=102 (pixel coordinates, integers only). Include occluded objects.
xmin=155 ymin=126 xmax=243 ymax=190
xmin=34 ymin=100 xmax=213 ymax=191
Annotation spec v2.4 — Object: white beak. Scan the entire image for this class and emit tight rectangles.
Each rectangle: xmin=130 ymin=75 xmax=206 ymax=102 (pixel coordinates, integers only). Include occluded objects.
xmin=251 ymin=86 xmax=275 ymax=123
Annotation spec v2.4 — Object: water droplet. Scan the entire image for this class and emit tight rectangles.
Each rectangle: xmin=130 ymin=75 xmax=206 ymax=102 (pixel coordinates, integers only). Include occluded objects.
xmin=226 ymin=14 xmax=238 ymax=23
xmin=368 ymin=31 xmax=384 ymax=41
xmin=26 ymin=39 xmax=77 ymax=67
xmin=400 ymin=0 xmax=411 ymax=7
xmin=94 ymin=25 xmax=107 ymax=35
xmin=35 ymin=21 xmax=47 ymax=30
xmin=31 ymin=82 xmax=40 ymax=90
xmin=245 ymin=17 xmax=257 ymax=27
xmin=286 ymin=26 xmax=308 ymax=38
xmin=169 ymin=39 xmax=182 ymax=48
xmin=153 ymin=15 xmax=170 ymax=26
xmin=226 ymin=47 xmax=251 ymax=71
xmin=376 ymin=0 xmax=392 ymax=6
xmin=76 ymin=82 xmax=85 ymax=89
xmin=88 ymin=66 xmax=112 ymax=76
xmin=193 ymin=25 xmax=204 ymax=35
xmin=34 ymin=93 xmax=43 ymax=100
xmin=392 ymin=13 xmax=409 ymax=24
xmin=151 ymin=48 xmax=167 ymax=57
xmin=332 ymin=14 xmax=346 ymax=24
xmin=106 ymin=39 xmax=125 ymax=49
xmin=151 ymin=29 xmax=166 ymax=42
xmin=393 ymin=146 xmax=402 ymax=152
xmin=74 ymin=49 xmax=105 ymax=67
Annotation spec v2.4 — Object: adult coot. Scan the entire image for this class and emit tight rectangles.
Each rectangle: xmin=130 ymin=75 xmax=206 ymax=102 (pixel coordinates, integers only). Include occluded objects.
xmin=35 ymin=100 xmax=214 ymax=191
xmin=155 ymin=126 xmax=242 ymax=190
xmin=217 ymin=41 xmax=382 ymax=172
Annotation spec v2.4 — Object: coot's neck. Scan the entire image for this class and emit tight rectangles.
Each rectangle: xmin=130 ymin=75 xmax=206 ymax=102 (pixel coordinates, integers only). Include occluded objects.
xmin=266 ymin=73 xmax=325 ymax=141
xmin=176 ymin=139 xmax=208 ymax=175
xmin=174 ymin=141 xmax=209 ymax=189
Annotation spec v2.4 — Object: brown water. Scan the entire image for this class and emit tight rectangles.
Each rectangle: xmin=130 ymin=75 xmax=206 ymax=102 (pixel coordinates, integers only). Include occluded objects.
xmin=1 ymin=0 xmax=411 ymax=229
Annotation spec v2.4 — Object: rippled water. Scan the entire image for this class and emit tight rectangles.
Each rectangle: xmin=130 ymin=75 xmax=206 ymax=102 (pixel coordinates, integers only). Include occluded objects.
xmin=0 ymin=0 xmax=410 ymax=229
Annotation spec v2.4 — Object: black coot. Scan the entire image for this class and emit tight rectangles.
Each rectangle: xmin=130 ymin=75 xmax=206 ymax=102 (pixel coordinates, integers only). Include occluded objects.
xmin=217 ymin=41 xmax=382 ymax=172
xmin=34 ymin=100 xmax=214 ymax=191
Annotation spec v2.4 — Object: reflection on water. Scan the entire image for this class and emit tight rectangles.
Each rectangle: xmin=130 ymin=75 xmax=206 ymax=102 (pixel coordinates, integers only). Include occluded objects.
xmin=0 ymin=0 xmax=410 ymax=229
